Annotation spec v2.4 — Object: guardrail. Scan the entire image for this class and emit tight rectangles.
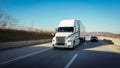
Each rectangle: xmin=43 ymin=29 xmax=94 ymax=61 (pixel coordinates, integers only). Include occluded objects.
xmin=0 ymin=39 xmax=52 ymax=50
xmin=99 ymin=36 xmax=120 ymax=46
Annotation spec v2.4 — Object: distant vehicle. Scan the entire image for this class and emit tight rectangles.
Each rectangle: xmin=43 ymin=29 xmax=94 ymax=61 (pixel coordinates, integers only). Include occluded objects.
xmin=90 ymin=36 xmax=98 ymax=42
xmin=52 ymin=19 xmax=86 ymax=49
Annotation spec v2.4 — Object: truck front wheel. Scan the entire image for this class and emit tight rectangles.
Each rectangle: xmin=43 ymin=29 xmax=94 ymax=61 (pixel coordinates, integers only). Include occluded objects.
xmin=71 ymin=41 xmax=75 ymax=50
xmin=53 ymin=46 xmax=57 ymax=49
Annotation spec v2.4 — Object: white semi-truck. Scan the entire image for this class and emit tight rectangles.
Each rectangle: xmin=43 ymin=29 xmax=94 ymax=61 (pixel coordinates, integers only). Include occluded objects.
xmin=52 ymin=19 xmax=86 ymax=49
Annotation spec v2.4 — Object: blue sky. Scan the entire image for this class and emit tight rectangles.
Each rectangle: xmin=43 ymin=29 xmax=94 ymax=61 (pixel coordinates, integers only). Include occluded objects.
xmin=0 ymin=0 xmax=120 ymax=33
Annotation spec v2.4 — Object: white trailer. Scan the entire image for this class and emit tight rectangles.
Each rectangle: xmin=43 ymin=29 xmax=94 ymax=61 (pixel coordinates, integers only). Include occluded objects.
xmin=52 ymin=19 xmax=86 ymax=49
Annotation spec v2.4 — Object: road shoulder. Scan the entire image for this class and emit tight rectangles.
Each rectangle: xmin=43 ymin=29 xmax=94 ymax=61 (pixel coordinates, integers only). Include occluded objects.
xmin=107 ymin=45 xmax=120 ymax=54
xmin=101 ymin=41 xmax=120 ymax=54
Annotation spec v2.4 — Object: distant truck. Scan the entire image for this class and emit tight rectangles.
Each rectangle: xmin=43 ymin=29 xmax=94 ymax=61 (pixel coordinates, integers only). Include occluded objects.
xmin=52 ymin=19 xmax=86 ymax=49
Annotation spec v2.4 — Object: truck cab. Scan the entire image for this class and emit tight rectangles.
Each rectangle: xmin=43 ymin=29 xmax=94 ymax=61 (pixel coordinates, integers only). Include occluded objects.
xmin=52 ymin=19 xmax=85 ymax=49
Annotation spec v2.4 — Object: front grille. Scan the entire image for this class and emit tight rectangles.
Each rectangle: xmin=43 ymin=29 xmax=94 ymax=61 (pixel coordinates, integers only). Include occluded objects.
xmin=56 ymin=37 xmax=65 ymax=45
xmin=56 ymin=43 xmax=65 ymax=45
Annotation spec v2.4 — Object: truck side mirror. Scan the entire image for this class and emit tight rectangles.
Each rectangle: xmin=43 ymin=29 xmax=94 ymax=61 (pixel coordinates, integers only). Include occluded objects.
xmin=51 ymin=32 xmax=55 ymax=36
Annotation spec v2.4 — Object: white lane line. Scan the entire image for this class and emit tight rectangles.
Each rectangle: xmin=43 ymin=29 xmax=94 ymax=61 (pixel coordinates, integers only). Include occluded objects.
xmin=0 ymin=48 xmax=51 ymax=65
xmin=64 ymin=53 xmax=78 ymax=68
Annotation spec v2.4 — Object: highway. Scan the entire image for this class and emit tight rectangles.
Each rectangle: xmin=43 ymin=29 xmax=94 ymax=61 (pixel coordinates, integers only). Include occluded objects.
xmin=0 ymin=38 xmax=120 ymax=68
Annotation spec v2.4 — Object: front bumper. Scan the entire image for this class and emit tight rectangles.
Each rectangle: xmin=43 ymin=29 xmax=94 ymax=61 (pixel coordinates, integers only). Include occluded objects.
xmin=52 ymin=44 xmax=73 ymax=48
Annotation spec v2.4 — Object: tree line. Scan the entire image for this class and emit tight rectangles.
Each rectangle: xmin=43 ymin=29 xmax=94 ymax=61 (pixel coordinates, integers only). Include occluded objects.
xmin=0 ymin=9 xmax=18 ymax=29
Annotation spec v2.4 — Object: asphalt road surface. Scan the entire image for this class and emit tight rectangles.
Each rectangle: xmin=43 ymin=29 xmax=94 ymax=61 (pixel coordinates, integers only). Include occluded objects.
xmin=0 ymin=40 xmax=120 ymax=68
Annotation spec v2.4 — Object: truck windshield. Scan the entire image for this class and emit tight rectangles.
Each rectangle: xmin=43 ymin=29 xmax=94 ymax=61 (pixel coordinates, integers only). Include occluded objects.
xmin=57 ymin=27 xmax=73 ymax=32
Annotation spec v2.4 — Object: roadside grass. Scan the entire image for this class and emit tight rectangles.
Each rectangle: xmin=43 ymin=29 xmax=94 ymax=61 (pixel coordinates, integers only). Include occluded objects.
xmin=0 ymin=28 xmax=53 ymax=42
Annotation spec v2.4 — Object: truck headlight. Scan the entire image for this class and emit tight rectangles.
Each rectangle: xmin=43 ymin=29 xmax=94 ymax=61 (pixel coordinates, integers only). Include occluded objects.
xmin=67 ymin=39 xmax=72 ymax=42
xmin=67 ymin=37 xmax=73 ymax=42
xmin=67 ymin=39 xmax=72 ymax=45
xmin=67 ymin=36 xmax=74 ymax=42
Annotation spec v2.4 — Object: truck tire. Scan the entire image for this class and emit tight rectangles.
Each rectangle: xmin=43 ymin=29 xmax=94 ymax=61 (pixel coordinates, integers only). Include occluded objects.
xmin=53 ymin=47 xmax=57 ymax=49
xmin=71 ymin=41 xmax=75 ymax=50
xmin=53 ymin=45 xmax=57 ymax=49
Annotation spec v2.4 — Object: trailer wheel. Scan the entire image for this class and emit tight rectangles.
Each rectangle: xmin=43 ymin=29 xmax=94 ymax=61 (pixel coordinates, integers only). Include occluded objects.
xmin=84 ymin=37 xmax=86 ymax=42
